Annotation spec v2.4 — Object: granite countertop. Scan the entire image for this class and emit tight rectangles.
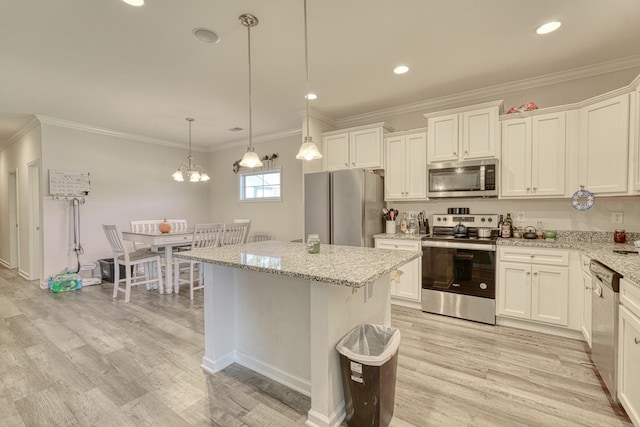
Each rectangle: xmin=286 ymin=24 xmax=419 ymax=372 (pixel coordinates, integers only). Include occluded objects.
xmin=176 ymin=240 xmax=421 ymax=288
xmin=373 ymin=232 xmax=427 ymax=241
xmin=497 ymin=235 xmax=640 ymax=284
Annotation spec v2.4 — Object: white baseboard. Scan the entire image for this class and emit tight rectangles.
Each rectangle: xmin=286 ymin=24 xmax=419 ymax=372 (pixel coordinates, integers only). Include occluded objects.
xmin=391 ymin=297 xmax=421 ymax=310
xmin=235 ymin=351 xmax=311 ymax=397
xmin=200 ymin=352 xmax=235 ymax=375
xmin=0 ymin=257 xmax=10 ymax=268
xmin=306 ymin=404 xmax=346 ymax=427
xmin=497 ymin=316 xmax=585 ymax=341
xmin=18 ymin=269 xmax=30 ymax=280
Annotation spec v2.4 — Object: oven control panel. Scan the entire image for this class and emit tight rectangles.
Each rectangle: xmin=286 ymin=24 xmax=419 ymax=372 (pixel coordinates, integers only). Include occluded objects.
xmin=431 ymin=214 xmax=498 ymax=227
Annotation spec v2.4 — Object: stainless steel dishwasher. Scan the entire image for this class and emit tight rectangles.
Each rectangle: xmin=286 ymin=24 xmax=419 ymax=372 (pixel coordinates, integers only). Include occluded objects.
xmin=590 ymin=259 xmax=622 ymax=402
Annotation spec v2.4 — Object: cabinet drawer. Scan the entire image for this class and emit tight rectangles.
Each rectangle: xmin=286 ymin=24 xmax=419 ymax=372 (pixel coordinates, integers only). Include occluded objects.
xmin=375 ymin=239 xmax=420 ymax=251
xmin=498 ymin=247 xmax=568 ymax=266
xmin=621 ymin=278 xmax=640 ymax=319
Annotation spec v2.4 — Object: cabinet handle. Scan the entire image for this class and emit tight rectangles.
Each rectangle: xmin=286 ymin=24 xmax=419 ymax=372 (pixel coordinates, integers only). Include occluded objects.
xmin=464 ymin=150 xmax=468 ymax=155
xmin=585 ymin=286 xmax=592 ymax=290
xmin=635 ymin=337 xmax=640 ymax=345
xmin=526 ymin=187 xmax=531 ymax=192
xmin=533 ymin=272 xmax=538 ymax=276
xmin=344 ymin=163 xmax=348 ymax=167
xmin=351 ymin=162 xmax=356 ymax=166
xmin=526 ymin=272 xmax=531 ymax=276
xmin=530 ymin=254 xmax=535 ymax=258
xmin=453 ymin=151 xmax=457 ymax=156
xmin=533 ymin=187 xmax=537 ymax=192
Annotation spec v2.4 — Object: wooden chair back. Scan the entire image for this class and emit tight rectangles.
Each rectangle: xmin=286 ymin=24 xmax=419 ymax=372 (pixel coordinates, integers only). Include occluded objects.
xmin=192 ymin=223 xmax=224 ymax=249
xmin=103 ymin=224 xmax=130 ymax=263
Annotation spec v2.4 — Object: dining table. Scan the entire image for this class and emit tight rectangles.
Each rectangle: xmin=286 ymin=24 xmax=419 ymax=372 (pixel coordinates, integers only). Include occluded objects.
xmin=121 ymin=229 xmax=193 ymax=294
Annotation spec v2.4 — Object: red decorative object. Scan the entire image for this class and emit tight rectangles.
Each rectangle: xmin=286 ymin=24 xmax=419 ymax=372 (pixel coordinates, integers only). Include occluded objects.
xmin=506 ymin=101 xmax=539 ymax=114
xmin=159 ymin=219 xmax=171 ymax=234
xmin=614 ymin=229 xmax=626 ymax=243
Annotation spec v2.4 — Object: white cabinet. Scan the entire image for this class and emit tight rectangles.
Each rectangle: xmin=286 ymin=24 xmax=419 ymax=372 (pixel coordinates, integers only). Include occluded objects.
xmin=619 ymin=278 xmax=640 ymax=426
xmin=633 ymin=88 xmax=640 ymax=192
xmin=322 ymin=124 xmax=387 ymax=171
xmin=425 ymin=101 xmax=502 ymax=163
xmin=501 ymin=112 xmax=566 ymax=198
xmin=580 ymin=254 xmax=593 ymax=347
xmin=384 ymin=130 xmax=427 ymax=200
xmin=375 ymin=238 xmax=421 ymax=305
xmin=498 ymin=247 xmax=569 ymax=327
xmin=578 ymin=93 xmax=630 ymax=194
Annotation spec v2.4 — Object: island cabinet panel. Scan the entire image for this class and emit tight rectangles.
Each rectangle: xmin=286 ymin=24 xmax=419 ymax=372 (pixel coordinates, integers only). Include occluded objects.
xmin=384 ymin=130 xmax=427 ymax=201
xmin=619 ymin=279 xmax=640 ymax=427
xmin=578 ymin=93 xmax=629 ymax=194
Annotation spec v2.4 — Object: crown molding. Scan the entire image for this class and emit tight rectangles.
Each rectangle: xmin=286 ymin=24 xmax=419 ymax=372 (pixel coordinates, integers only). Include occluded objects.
xmin=335 ymin=54 xmax=640 ymax=128
xmin=208 ymin=128 xmax=302 ymax=153
xmin=0 ymin=115 xmax=41 ymax=150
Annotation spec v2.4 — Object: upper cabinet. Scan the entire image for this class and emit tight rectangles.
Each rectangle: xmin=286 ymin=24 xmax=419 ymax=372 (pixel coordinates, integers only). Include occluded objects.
xmin=578 ymin=94 xmax=630 ymax=194
xmin=425 ymin=100 xmax=502 ymax=163
xmin=501 ymin=112 xmax=567 ymax=198
xmin=633 ymin=88 xmax=640 ymax=192
xmin=322 ymin=123 xmax=389 ymax=171
xmin=384 ymin=130 xmax=427 ymax=201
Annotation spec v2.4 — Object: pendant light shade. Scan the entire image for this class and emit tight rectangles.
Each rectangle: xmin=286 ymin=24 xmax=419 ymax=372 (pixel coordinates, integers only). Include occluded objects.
xmin=172 ymin=118 xmax=210 ymax=182
xmin=239 ymin=13 xmax=263 ymax=169
xmin=296 ymin=0 xmax=322 ymax=161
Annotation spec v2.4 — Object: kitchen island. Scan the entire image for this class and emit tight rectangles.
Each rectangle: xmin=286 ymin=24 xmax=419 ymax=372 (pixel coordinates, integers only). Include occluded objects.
xmin=177 ymin=240 xmax=421 ymax=427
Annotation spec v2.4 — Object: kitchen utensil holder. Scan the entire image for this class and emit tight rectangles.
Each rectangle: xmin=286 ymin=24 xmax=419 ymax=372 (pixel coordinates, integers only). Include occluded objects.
xmin=386 ymin=221 xmax=396 ymax=234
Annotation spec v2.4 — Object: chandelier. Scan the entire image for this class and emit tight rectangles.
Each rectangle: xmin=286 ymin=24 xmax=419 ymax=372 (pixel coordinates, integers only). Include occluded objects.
xmin=172 ymin=118 xmax=210 ymax=182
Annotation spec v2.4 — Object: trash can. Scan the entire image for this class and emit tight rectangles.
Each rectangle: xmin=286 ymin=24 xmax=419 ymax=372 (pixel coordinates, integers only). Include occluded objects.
xmin=336 ymin=324 xmax=401 ymax=427
xmin=98 ymin=258 xmax=133 ymax=283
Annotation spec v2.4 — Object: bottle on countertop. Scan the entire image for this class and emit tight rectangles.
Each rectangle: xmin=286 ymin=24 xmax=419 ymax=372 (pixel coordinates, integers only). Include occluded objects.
xmin=408 ymin=213 xmax=418 ymax=235
xmin=307 ymin=234 xmax=320 ymax=253
xmin=400 ymin=212 xmax=408 ymax=233
xmin=501 ymin=212 xmax=513 ymax=238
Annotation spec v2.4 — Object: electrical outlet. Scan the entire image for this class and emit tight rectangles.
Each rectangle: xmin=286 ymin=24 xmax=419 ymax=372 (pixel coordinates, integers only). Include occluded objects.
xmin=612 ymin=212 xmax=624 ymax=224
xmin=517 ymin=212 xmax=525 ymax=222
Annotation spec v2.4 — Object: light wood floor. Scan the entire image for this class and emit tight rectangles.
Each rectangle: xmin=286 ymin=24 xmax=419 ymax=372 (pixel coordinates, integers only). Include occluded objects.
xmin=0 ymin=266 xmax=632 ymax=426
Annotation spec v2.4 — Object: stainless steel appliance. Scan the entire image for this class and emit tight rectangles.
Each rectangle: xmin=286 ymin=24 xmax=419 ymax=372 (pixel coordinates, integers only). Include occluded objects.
xmin=590 ymin=259 xmax=622 ymax=401
xmin=427 ymin=159 xmax=498 ymax=198
xmin=304 ymin=169 xmax=384 ymax=247
xmin=421 ymin=214 xmax=499 ymax=324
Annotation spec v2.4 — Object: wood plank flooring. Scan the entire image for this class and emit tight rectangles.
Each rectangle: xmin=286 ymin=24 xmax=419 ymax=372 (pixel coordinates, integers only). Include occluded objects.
xmin=0 ymin=265 xmax=632 ymax=426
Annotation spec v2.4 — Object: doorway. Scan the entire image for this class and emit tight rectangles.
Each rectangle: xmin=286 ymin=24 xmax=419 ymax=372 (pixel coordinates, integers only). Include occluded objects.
xmin=8 ymin=170 xmax=20 ymax=270
xmin=28 ymin=161 xmax=41 ymax=281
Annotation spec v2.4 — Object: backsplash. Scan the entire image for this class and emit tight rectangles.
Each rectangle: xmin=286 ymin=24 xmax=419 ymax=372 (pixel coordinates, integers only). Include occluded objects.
xmin=388 ymin=196 xmax=640 ymax=233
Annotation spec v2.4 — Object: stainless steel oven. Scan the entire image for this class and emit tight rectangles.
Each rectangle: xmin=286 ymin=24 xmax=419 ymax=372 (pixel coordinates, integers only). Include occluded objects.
xmin=421 ymin=214 xmax=498 ymax=325
xmin=427 ymin=158 xmax=498 ymax=198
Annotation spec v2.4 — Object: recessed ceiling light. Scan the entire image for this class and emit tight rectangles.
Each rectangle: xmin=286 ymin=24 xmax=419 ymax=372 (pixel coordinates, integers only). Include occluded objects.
xmin=393 ymin=65 xmax=409 ymax=75
xmin=535 ymin=21 xmax=562 ymax=35
xmin=305 ymin=93 xmax=317 ymax=100
xmin=193 ymin=27 xmax=220 ymax=44
xmin=122 ymin=0 xmax=144 ymax=6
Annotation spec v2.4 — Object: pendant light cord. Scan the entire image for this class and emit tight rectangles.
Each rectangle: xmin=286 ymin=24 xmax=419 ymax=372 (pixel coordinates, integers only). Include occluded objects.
xmin=304 ymin=0 xmax=310 ymax=141
xmin=247 ymin=20 xmax=253 ymax=150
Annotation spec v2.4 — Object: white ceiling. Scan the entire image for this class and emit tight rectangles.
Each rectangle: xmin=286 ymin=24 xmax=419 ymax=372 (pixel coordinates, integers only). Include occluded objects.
xmin=2 ymin=0 xmax=640 ymax=150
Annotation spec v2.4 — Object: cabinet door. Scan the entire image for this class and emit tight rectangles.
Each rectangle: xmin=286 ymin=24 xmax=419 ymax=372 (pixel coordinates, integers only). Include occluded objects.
xmin=351 ymin=128 xmax=382 ymax=169
xmin=404 ymin=132 xmax=427 ymax=199
xmin=531 ymin=265 xmax=569 ymax=326
xmin=394 ymin=257 xmax=420 ymax=301
xmin=462 ymin=107 xmax=497 ymax=159
xmin=582 ymin=270 xmax=592 ymax=347
xmin=384 ymin=136 xmax=406 ymax=200
xmin=618 ymin=306 xmax=640 ymax=426
xmin=579 ymin=94 xmax=629 ymax=194
xmin=501 ymin=118 xmax=531 ymax=197
xmin=427 ymin=114 xmax=459 ymax=163
xmin=323 ymin=133 xmax=350 ymax=171
xmin=633 ymin=88 xmax=640 ymax=192
xmin=498 ymin=261 xmax=531 ymax=319
xmin=532 ymin=112 xmax=566 ymax=196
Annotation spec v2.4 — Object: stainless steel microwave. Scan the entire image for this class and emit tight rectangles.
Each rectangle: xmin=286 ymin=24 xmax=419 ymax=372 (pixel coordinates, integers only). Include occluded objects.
xmin=426 ymin=159 xmax=498 ymax=198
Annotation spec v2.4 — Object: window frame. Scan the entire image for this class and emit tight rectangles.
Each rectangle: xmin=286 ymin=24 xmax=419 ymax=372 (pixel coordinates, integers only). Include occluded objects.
xmin=238 ymin=167 xmax=283 ymax=202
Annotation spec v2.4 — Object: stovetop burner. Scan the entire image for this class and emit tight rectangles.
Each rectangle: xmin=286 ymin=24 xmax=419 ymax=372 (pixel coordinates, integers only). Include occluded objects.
xmin=422 ymin=213 xmax=500 ymax=246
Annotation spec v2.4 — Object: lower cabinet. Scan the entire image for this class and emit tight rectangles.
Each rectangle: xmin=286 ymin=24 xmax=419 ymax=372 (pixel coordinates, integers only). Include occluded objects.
xmin=375 ymin=238 xmax=421 ymax=305
xmin=497 ymin=247 xmax=569 ymax=327
xmin=619 ymin=278 xmax=640 ymax=426
xmin=581 ymin=254 xmax=593 ymax=347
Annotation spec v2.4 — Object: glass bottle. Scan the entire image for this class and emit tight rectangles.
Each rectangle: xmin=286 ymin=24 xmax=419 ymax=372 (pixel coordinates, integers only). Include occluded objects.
xmin=307 ymin=234 xmax=320 ymax=253
xmin=400 ymin=212 xmax=408 ymax=233
xmin=501 ymin=212 xmax=512 ymax=238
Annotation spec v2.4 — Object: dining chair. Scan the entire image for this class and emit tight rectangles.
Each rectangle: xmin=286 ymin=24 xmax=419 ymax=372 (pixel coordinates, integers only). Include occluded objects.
xmin=175 ymin=223 xmax=223 ymax=300
xmin=232 ymin=219 xmax=252 ymax=244
xmin=222 ymin=221 xmax=251 ymax=246
xmin=250 ymin=233 xmax=273 ymax=242
xmin=102 ymin=224 xmax=164 ymax=303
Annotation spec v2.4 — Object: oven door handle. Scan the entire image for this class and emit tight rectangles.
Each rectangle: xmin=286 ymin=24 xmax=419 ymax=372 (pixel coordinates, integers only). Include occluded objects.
xmin=421 ymin=241 xmax=496 ymax=251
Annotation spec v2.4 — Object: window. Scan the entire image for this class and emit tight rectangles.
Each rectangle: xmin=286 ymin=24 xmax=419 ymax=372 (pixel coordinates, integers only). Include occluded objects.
xmin=239 ymin=168 xmax=282 ymax=201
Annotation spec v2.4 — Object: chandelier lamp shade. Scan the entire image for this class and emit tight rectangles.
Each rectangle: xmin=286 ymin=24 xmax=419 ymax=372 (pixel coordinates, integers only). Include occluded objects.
xmin=238 ymin=13 xmax=263 ymax=169
xmin=172 ymin=118 xmax=210 ymax=182
xmin=295 ymin=0 xmax=322 ymax=161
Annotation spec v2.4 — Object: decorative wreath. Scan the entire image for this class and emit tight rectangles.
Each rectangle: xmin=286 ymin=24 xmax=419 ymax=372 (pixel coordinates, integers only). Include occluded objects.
xmin=570 ymin=188 xmax=595 ymax=211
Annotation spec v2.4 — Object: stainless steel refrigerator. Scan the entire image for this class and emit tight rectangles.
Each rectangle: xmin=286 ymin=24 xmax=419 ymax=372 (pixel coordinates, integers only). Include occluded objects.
xmin=304 ymin=169 xmax=384 ymax=247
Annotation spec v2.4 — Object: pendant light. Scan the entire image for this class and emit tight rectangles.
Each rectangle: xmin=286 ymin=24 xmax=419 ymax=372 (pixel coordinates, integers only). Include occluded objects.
xmin=238 ymin=14 xmax=263 ymax=169
xmin=296 ymin=0 xmax=322 ymax=161
xmin=172 ymin=118 xmax=210 ymax=182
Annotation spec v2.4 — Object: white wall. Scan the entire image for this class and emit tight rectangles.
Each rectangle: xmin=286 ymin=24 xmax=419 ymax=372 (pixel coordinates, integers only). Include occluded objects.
xmin=0 ymin=122 xmax=42 ymax=278
xmin=207 ymin=134 xmax=304 ymax=243
xmin=40 ymin=123 xmax=211 ymax=281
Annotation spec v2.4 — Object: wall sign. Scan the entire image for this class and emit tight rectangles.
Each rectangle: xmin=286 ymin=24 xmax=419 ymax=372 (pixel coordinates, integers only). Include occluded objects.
xmin=49 ymin=169 xmax=91 ymax=198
